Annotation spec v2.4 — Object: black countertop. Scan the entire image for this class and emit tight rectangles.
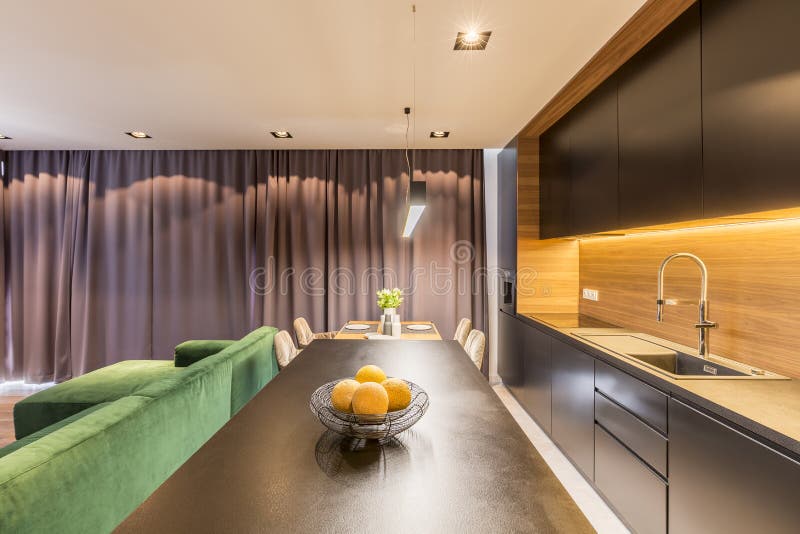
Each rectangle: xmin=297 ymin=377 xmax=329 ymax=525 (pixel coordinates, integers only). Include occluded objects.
xmin=115 ymin=340 xmax=593 ymax=533
xmin=516 ymin=312 xmax=800 ymax=461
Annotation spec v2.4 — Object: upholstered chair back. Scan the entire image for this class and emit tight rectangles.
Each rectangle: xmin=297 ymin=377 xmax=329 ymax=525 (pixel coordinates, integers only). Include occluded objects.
xmin=293 ymin=317 xmax=315 ymax=348
xmin=464 ymin=329 xmax=486 ymax=370
xmin=454 ymin=318 xmax=472 ymax=347
xmin=275 ymin=330 xmax=300 ymax=369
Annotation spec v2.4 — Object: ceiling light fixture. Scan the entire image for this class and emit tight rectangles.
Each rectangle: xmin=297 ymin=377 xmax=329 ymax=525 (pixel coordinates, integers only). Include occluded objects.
xmin=430 ymin=131 xmax=449 ymax=138
xmin=402 ymin=4 xmax=427 ymax=238
xmin=0 ymin=134 xmax=11 ymax=140
xmin=403 ymin=182 xmax=427 ymax=238
xmin=270 ymin=131 xmax=293 ymax=138
xmin=125 ymin=131 xmax=151 ymax=139
xmin=454 ymin=30 xmax=492 ymax=51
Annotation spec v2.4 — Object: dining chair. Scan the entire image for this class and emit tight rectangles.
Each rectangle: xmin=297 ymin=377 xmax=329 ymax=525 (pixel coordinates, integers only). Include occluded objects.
xmin=464 ymin=329 xmax=486 ymax=370
xmin=275 ymin=330 xmax=301 ymax=369
xmin=293 ymin=317 xmax=337 ymax=349
xmin=454 ymin=318 xmax=472 ymax=347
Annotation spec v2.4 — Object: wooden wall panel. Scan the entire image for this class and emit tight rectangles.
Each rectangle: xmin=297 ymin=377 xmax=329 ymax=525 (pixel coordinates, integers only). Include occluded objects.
xmin=518 ymin=239 xmax=579 ymax=314
xmin=579 ymin=219 xmax=800 ymax=378
xmin=516 ymin=137 xmax=579 ymax=314
xmin=517 ymin=137 xmax=539 ymax=240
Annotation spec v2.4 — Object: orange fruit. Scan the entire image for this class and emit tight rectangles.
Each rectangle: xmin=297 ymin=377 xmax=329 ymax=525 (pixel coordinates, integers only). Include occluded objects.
xmin=355 ymin=364 xmax=387 ymax=384
xmin=382 ymin=378 xmax=412 ymax=411
xmin=330 ymin=379 xmax=360 ymax=413
xmin=351 ymin=382 xmax=389 ymax=415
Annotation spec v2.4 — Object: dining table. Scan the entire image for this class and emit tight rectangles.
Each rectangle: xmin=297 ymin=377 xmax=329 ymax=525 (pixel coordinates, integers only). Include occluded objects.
xmin=114 ymin=339 xmax=592 ymax=533
xmin=334 ymin=320 xmax=442 ymax=340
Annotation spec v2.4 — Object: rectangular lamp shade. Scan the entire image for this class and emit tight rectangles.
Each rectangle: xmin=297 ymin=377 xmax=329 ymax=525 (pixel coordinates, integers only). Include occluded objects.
xmin=402 ymin=181 xmax=427 ymax=237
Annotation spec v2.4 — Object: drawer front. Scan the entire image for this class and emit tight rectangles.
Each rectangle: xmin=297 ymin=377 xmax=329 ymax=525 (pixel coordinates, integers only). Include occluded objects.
xmin=595 ymin=361 xmax=668 ymax=432
xmin=595 ymin=392 xmax=667 ymax=476
xmin=595 ymin=425 xmax=667 ymax=534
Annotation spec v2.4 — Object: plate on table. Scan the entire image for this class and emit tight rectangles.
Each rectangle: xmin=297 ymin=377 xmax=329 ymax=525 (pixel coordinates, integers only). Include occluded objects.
xmin=406 ymin=324 xmax=433 ymax=331
xmin=345 ymin=323 xmax=371 ymax=330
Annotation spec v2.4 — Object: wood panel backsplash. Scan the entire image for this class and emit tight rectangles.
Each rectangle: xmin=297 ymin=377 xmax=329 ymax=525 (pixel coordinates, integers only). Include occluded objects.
xmin=579 ymin=219 xmax=800 ymax=378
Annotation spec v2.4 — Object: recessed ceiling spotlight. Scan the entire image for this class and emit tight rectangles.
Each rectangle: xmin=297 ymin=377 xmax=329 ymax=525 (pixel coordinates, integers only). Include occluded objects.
xmin=125 ymin=131 xmax=151 ymax=139
xmin=430 ymin=131 xmax=450 ymax=138
xmin=270 ymin=131 xmax=293 ymax=138
xmin=454 ymin=30 xmax=491 ymax=51
xmin=0 ymin=133 xmax=11 ymax=140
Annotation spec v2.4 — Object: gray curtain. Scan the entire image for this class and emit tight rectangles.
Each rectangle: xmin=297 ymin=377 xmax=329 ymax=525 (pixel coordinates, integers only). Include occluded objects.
xmin=2 ymin=149 xmax=485 ymax=383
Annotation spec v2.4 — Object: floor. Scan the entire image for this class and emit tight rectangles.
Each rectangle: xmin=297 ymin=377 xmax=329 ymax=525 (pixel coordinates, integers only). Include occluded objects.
xmin=0 ymin=382 xmax=51 ymax=447
xmin=492 ymin=383 xmax=630 ymax=534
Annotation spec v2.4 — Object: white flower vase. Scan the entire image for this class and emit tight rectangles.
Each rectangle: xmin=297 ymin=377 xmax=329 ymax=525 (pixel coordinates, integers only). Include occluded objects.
xmin=383 ymin=307 xmax=397 ymax=316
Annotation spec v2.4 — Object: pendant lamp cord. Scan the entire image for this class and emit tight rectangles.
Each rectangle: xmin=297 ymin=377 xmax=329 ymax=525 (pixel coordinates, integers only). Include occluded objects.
xmin=411 ymin=4 xmax=416 ymax=182
xmin=405 ymin=4 xmax=416 ymax=191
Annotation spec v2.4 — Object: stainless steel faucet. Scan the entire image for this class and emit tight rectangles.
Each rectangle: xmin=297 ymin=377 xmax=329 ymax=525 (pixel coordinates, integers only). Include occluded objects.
xmin=656 ymin=253 xmax=718 ymax=358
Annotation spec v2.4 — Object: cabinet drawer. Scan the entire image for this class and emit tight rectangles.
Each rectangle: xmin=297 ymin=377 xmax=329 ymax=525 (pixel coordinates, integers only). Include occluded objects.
xmin=595 ymin=392 xmax=667 ymax=477
xmin=595 ymin=425 xmax=667 ymax=534
xmin=595 ymin=361 xmax=667 ymax=433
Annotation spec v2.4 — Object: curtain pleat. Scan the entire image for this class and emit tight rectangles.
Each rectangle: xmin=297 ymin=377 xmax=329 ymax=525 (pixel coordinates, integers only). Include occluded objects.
xmin=151 ymin=151 xmax=256 ymax=358
xmin=2 ymin=149 xmax=485 ymax=382
xmin=253 ymin=150 xmax=329 ymax=333
xmin=71 ymin=151 xmax=154 ymax=374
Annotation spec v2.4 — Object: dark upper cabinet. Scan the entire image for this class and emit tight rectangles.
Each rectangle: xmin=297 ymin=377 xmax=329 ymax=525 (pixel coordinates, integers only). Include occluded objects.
xmin=539 ymin=116 xmax=571 ymax=239
xmin=669 ymin=398 xmax=800 ymax=534
xmin=550 ymin=339 xmax=595 ymax=479
xmin=568 ymin=76 xmax=619 ymax=235
xmin=539 ymin=77 xmax=619 ymax=238
xmin=617 ymin=3 xmax=702 ymax=228
xmin=497 ymin=140 xmax=517 ymax=269
xmin=519 ymin=324 xmax=552 ymax=433
xmin=702 ymin=0 xmax=800 ymax=216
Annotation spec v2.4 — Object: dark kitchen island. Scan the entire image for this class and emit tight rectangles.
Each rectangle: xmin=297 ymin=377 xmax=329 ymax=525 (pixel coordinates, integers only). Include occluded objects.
xmin=115 ymin=340 xmax=592 ymax=533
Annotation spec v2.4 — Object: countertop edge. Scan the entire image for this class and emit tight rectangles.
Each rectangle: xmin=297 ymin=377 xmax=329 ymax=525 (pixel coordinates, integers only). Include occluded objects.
xmin=511 ymin=311 xmax=800 ymax=461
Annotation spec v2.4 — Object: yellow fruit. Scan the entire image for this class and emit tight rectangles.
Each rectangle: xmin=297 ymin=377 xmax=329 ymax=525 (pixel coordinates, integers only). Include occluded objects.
xmin=382 ymin=378 xmax=412 ymax=411
xmin=355 ymin=364 xmax=387 ymax=384
xmin=351 ymin=382 xmax=389 ymax=416
xmin=330 ymin=379 xmax=360 ymax=413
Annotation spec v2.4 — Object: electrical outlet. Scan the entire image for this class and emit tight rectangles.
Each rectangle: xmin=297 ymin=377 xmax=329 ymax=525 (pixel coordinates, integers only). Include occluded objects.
xmin=582 ymin=288 xmax=599 ymax=301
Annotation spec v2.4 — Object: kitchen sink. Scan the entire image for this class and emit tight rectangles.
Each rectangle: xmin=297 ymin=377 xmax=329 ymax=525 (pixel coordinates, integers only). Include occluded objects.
xmin=575 ymin=333 xmax=788 ymax=380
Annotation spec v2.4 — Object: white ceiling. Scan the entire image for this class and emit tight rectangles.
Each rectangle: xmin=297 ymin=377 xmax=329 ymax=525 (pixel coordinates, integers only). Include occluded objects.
xmin=0 ymin=0 xmax=645 ymax=150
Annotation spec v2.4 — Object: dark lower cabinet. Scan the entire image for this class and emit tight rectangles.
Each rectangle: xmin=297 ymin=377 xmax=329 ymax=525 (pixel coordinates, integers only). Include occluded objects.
xmin=520 ymin=325 xmax=551 ymax=433
xmin=550 ymin=339 xmax=595 ymax=479
xmin=595 ymin=361 xmax=668 ymax=434
xmin=497 ymin=311 xmax=524 ymax=397
xmin=498 ymin=313 xmax=552 ymax=433
xmin=595 ymin=425 xmax=666 ymax=534
xmin=669 ymin=398 xmax=800 ymax=534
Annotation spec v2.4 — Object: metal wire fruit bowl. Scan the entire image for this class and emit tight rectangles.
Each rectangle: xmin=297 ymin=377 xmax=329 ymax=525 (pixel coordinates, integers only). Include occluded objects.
xmin=309 ymin=379 xmax=429 ymax=440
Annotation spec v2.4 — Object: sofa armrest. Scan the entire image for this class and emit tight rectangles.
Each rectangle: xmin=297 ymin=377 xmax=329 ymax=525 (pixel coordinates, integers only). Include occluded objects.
xmin=174 ymin=340 xmax=235 ymax=367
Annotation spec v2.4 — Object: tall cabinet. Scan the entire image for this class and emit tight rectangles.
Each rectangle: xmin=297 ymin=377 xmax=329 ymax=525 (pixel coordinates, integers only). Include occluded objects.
xmin=497 ymin=139 xmax=517 ymax=272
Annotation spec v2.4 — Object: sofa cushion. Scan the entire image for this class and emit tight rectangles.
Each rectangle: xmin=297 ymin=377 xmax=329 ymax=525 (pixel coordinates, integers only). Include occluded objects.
xmin=174 ymin=339 xmax=235 ymax=367
xmin=13 ymin=360 xmax=178 ymax=439
xmin=0 ymin=357 xmax=232 ymax=534
xmin=0 ymin=403 xmax=111 ymax=460
xmin=203 ymin=326 xmax=279 ymax=415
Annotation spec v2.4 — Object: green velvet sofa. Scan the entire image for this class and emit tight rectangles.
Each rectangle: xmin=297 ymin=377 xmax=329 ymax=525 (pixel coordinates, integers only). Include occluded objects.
xmin=0 ymin=326 xmax=278 ymax=534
